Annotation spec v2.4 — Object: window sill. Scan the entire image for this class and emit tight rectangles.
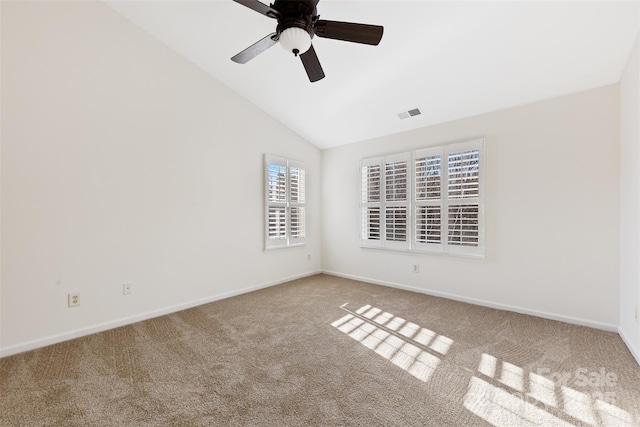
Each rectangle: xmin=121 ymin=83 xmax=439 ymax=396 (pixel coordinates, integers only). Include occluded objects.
xmin=265 ymin=243 xmax=306 ymax=251
xmin=360 ymin=245 xmax=485 ymax=260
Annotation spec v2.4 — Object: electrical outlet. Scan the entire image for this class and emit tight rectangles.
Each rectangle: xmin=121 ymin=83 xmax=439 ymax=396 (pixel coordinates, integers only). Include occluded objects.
xmin=123 ymin=283 xmax=132 ymax=295
xmin=307 ymin=254 xmax=311 ymax=261
xmin=412 ymin=264 xmax=420 ymax=273
xmin=68 ymin=293 xmax=80 ymax=307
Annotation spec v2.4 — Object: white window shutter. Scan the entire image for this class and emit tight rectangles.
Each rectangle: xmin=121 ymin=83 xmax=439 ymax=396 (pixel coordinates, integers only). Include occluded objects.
xmin=360 ymin=138 xmax=484 ymax=257
xmin=383 ymin=153 xmax=410 ymax=250
xmin=361 ymin=157 xmax=383 ymax=247
xmin=265 ymin=155 xmax=306 ymax=250
xmin=444 ymin=139 xmax=484 ymax=256
xmin=414 ymin=147 xmax=444 ymax=252
xmin=265 ymin=155 xmax=288 ymax=249
xmin=289 ymin=159 xmax=306 ymax=246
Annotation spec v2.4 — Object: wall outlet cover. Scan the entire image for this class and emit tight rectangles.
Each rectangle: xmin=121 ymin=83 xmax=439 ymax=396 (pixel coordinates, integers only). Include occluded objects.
xmin=68 ymin=293 xmax=80 ymax=307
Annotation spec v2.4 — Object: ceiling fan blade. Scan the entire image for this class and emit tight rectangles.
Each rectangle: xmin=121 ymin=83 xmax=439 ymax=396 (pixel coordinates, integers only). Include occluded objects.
xmin=314 ymin=20 xmax=383 ymax=45
xmin=231 ymin=33 xmax=279 ymax=64
xmin=300 ymin=45 xmax=325 ymax=82
xmin=232 ymin=0 xmax=280 ymax=19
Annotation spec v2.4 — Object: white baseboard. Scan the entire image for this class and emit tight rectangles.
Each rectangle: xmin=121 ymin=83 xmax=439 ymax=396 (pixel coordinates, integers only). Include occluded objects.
xmin=0 ymin=270 xmax=321 ymax=358
xmin=322 ymin=270 xmax=619 ymax=332
xmin=618 ymin=327 xmax=640 ymax=366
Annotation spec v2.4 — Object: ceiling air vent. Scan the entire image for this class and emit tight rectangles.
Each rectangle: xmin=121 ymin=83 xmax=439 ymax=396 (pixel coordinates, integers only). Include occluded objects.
xmin=398 ymin=108 xmax=422 ymax=120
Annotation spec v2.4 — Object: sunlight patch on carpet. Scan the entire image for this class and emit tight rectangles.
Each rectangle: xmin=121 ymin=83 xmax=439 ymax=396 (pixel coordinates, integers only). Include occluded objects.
xmin=331 ymin=304 xmax=453 ymax=383
xmin=465 ymin=376 xmax=575 ymax=427
xmin=465 ymin=353 xmax=639 ymax=427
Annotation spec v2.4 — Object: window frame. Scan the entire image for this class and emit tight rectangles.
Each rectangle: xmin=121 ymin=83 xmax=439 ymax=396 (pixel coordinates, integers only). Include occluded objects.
xmin=264 ymin=154 xmax=306 ymax=250
xmin=360 ymin=138 xmax=485 ymax=257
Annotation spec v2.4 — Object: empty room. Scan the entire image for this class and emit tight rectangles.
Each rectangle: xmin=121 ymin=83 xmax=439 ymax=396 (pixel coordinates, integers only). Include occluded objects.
xmin=2 ymin=0 xmax=640 ymax=426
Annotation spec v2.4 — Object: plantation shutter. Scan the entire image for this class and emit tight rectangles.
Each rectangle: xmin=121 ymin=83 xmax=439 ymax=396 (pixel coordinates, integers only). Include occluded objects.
xmin=384 ymin=153 xmax=410 ymax=250
xmin=414 ymin=147 xmax=444 ymax=252
xmin=265 ymin=155 xmax=306 ymax=249
xmin=361 ymin=157 xmax=383 ymax=247
xmin=289 ymin=159 xmax=306 ymax=246
xmin=360 ymin=138 xmax=483 ymax=256
xmin=445 ymin=140 xmax=483 ymax=256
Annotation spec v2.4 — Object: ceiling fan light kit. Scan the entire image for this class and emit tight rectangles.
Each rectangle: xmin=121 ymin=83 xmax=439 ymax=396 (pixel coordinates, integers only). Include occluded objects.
xmin=231 ymin=0 xmax=384 ymax=82
xmin=279 ymin=26 xmax=312 ymax=56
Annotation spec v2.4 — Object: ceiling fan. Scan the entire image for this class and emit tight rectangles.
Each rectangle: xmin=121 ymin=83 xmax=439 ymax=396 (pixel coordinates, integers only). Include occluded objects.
xmin=231 ymin=0 xmax=384 ymax=82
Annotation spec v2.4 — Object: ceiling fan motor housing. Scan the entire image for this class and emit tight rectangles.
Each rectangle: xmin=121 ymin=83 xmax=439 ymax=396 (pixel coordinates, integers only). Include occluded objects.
xmin=272 ymin=0 xmax=317 ymax=18
xmin=274 ymin=1 xmax=316 ymax=33
xmin=277 ymin=17 xmax=314 ymax=38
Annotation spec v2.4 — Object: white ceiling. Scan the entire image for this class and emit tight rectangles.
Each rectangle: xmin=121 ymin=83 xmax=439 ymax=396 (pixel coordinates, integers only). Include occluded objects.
xmin=104 ymin=0 xmax=639 ymax=149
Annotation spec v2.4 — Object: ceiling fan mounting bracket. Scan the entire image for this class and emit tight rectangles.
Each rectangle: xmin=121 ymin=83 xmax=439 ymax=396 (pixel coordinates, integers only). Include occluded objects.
xmin=273 ymin=0 xmax=317 ymax=18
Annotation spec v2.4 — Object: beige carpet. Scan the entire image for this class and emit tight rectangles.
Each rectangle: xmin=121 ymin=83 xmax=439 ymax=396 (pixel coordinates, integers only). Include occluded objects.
xmin=1 ymin=274 xmax=639 ymax=426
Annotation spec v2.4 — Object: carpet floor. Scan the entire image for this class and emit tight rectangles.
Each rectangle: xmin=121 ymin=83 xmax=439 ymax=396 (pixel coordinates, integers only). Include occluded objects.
xmin=1 ymin=274 xmax=639 ymax=426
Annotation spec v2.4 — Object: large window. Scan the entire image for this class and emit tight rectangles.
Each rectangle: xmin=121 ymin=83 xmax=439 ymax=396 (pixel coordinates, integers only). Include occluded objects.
xmin=361 ymin=138 xmax=484 ymax=256
xmin=265 ymin=155 xmax=306 ymax=249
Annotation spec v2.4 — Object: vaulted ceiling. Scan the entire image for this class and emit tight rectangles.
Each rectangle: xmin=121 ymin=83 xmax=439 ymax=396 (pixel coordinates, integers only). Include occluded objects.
xmin=105 ymin=1 xmax=639 ymax=149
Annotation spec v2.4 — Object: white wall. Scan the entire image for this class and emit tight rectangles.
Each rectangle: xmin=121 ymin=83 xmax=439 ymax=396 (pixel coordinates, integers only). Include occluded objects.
xmin=322 ymin=85 xmax=620 ymax=329
xmin=620 ymin=32 xmax=640 ymax=363
xmin=1 ymin=1 xmax=321 ymax=356
xmin=0 ymin=0 xmax=3 ymax=358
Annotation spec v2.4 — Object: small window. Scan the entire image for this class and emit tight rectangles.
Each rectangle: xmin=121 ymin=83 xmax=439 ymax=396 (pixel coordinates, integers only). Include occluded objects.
xmin=265 ymin=155 xmax=306 ymax=249
xmin=361 ymin=138 xmax=484 ymax=257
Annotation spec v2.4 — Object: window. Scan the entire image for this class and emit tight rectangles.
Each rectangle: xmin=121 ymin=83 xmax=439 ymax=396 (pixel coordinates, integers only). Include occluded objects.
xmin=265 ymin=155 xmax=306 ymax=249
xmin=361 ymin=138 xmax=484 ymax=256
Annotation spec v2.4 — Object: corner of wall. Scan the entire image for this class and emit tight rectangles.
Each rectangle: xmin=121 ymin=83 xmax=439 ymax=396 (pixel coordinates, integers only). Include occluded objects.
xmin=618 ymin=31 xmax=640 ymax=365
